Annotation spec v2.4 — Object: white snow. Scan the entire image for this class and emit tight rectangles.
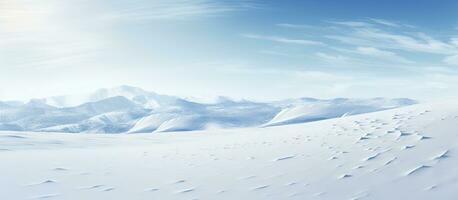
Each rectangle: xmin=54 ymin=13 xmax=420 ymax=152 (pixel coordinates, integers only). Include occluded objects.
xmin=1 ymin=100 xmax=457 ymax=199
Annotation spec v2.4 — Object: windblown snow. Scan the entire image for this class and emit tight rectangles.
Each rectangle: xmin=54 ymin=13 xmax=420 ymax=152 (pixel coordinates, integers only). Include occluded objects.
xmin=1 ymin=100 xmax=457 ymax=199
xmin=0 ymin=86 xmax=416 ymax=133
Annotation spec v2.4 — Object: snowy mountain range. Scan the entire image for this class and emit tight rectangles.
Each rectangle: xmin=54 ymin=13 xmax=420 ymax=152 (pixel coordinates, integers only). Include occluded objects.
xmin=0 ymin=86 xmax=417 ymax=133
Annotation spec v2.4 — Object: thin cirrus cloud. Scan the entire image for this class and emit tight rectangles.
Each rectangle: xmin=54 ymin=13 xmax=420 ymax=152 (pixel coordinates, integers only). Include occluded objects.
xmin=368 ymin=18 xmax=399 ymax=27
xmin=253 ymin=18 xmax=458 ymax=68
xmin=275 ymin=23 xmax=317 ymax=29
xmin=315 ymin=52 xmax=352 ymax=63
xmin=327 ymin=20 xmax=373 ymax=27
xmin=242 ymin=34 xmax=324 ymax=46
xmin=325 ymin=23 xmax=458 ymax=55
xmin=367 ymin=18 xmax=409 ymax=28
xmin=354 ymin=47 xmax=414 ymax=64
xmin=326 ymin=20 xmax=458 ymax=66
xmin=100 ymin=0 xmax=260 ymax=21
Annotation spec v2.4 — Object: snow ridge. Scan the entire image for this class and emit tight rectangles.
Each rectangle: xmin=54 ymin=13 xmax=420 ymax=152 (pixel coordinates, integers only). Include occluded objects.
xmin=0 ymin=86 xmax=416 ymax=133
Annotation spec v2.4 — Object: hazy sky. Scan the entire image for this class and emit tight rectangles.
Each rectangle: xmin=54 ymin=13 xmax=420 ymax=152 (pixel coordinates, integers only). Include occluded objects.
xmin=1 ymin=0 xmax=458 ymax=101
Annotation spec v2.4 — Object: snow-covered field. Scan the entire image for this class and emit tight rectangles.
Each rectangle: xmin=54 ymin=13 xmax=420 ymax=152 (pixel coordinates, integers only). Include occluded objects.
xmin=1 ymin=100 xmax=457 ymax=200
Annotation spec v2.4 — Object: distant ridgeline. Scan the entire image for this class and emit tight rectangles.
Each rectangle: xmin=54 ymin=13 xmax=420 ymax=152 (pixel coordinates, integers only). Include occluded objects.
xmin=0 ymin=86 xmax=417 ymax=133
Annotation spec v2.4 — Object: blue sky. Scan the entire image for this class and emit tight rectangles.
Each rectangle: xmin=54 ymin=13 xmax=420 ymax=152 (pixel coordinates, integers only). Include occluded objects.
xmin=1 ymin=0 xmax=458 ymax=101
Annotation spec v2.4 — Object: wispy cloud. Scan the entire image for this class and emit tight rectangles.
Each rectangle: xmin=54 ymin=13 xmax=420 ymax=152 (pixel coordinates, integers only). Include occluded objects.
xmin=258 ymin=50 xmax=295 ymax=57
xmin=316 ymin=19 xmax=458 ymax=68
xmin=276 ymin=23 xmax=316 ymax=29
xmin=315 ymin=52 xmax=351 ymax=63
xmin=328 ymin=20 xmax=373 ymax=27
xmin=242 ymin=34 xmax=324 ymax=46
xmin=248 ymin=18 xmax=458 ymax=71
xmin=327 ymin=23 xmax=458 ymax=55
xmin=355 ymin=47 xmax=414 ymax=64
xmin=368 ymin=18 xmax=402 ymax=28
xmin=101 ymin=0 xmax=259 ymax=21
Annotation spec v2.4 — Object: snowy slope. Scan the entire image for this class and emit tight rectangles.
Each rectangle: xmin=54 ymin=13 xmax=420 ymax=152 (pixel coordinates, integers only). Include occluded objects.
xmin=0 ymin=101 xmax=457 ymax=199
xmin=265 ymin=98 xmax=416 ymax=126
xmin=128 ymin=99 xmax=279 ymax=133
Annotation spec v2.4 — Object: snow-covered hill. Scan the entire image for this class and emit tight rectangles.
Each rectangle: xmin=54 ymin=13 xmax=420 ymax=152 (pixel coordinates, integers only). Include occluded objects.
xmin=1 ymin=100 xmax=457 ymax=199
xmin=128 ymin=99 xmax=279 ymax=133
xmin=0 ymin=86 xmax=416 ymax=133
xmin=265 ymin=98 xmax=417 ymax=126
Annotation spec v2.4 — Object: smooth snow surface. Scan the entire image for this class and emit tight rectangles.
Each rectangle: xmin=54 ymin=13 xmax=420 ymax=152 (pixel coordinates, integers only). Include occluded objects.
xmin=1 ymin=101 xmax=457 ymax=199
